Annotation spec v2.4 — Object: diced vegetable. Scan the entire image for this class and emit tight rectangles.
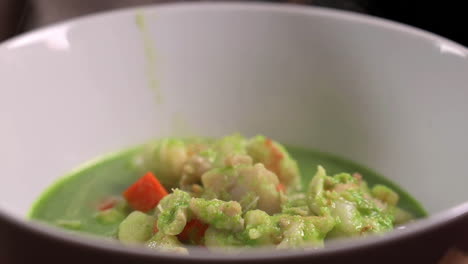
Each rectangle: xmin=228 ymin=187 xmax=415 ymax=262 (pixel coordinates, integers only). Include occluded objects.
xmin=153 ymin=221 xmax=159 ymax=234
xmin=393 ymin=207 xmax=414 ymax=225
xmin=118 ymin=211 xmax=154 ymax=244
xmin=156 ymin=189 xmax=191 ymax=235
xmin=277 ymin=183 xmax=286 ymax=193
xmin=371 ymin=184 xmax=399 ymax=206
xmin=264 ymin=138 xmax=284 ymax=177
xmin=177 ymin=219 xmax=209 ymax=245
xmin=95 ymin=208 xmax=126 ymax=225
xmin=151 ymin=139 xmax=189 ymax=188
xmin=123 ymin=172 xmax=168 ymax=212
xmin=146 ymin=232 xmax=188 ymax=254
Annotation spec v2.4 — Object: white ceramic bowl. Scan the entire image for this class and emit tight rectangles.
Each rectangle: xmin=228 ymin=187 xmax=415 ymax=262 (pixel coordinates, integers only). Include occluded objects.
xmin=0 ymin=2 xmax=467 ymax=263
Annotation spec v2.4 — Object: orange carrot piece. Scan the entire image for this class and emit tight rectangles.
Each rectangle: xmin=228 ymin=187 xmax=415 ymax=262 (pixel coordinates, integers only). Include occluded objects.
xmin=177 ymin=219 xmax=209 ymax=245
xmin=276 ymin=183 xmax=286 ymax=193
xmin=123 ymin=172 xmax=168 ymax=212
xmin=153 ymin=221 xmax=159 ymax=234
xmin=265 ymin=138 xmax=284 ymax=179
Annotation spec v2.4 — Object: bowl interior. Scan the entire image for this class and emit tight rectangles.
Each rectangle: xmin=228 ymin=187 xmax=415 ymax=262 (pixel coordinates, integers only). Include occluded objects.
xmin=0 ymin=3 xmax=467 ymax=223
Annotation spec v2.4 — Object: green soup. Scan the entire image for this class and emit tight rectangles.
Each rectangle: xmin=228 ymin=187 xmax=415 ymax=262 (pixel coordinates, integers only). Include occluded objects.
xmin=29 ymin=135 xmax=426 ymax=252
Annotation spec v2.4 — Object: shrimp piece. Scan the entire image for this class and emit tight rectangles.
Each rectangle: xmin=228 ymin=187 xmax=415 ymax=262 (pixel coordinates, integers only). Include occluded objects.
xmin=307 ymin=166 xmax=394 ymax=237
xmin=189 ymin=198 xmax=244 ymax=231
xmin=247 ymin=135 xmax=301 ymax=189
xmin=201 ymin=163 xmax=282 ymax=215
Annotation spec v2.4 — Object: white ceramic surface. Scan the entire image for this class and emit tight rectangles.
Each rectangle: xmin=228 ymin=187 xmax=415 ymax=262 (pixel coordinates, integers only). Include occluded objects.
xmin=0 ymin=2 xmax=468 ymax=258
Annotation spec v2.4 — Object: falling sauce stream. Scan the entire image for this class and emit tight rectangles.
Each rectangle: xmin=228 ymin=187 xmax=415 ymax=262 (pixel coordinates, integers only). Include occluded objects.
xmin=135 ymin=12 xmax=162 ymax=104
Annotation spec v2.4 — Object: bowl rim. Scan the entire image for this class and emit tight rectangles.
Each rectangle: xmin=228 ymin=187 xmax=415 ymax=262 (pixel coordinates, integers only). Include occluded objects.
xmin=1 ymin=1 xmax=468 ymax=261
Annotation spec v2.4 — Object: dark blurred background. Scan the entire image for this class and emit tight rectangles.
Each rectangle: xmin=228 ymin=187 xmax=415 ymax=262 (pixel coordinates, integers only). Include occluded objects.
xmin=0 ymin=0 xmax=467 ymax=46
